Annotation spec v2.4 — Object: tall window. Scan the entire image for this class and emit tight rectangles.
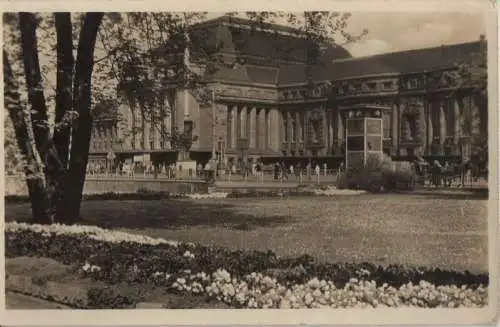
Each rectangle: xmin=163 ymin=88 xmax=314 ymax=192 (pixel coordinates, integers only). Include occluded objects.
xmin=291 ymin=115 xmax=296 ymax=142
xmin=283 ymin=114 xmax=288 ymax=142
xmin=445 ymin=98 xmax=454 ymax=137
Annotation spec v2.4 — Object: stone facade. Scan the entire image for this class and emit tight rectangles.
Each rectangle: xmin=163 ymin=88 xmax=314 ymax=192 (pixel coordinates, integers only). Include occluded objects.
xmin=89 ymin=16 xmax=487 ymax=167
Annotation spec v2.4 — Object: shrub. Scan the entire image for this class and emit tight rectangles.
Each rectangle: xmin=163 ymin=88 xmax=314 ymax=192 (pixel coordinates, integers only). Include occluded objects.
xmin=338 ymin=155 xmax=416 ymax=192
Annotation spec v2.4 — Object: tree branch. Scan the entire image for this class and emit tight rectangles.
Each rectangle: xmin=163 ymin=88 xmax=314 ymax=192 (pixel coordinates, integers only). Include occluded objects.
xmin=19 ymin=12 xmax=50 ymax=154
xmin=53 ymin=12 xmax=74 ymax=168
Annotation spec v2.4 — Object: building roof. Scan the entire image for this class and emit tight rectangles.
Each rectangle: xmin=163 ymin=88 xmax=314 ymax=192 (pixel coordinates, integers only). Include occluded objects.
xmin=312 ymin=40 xmax=483 ymax=82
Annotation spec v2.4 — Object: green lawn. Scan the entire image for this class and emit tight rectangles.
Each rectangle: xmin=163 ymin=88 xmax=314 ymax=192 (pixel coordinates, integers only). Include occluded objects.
xmin=6 ymin=193 xmax=488 ymax=273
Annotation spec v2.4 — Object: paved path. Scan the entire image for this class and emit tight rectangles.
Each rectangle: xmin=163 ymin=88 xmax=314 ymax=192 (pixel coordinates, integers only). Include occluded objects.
xmin=6 ymin=291 xmax=72 ymax=309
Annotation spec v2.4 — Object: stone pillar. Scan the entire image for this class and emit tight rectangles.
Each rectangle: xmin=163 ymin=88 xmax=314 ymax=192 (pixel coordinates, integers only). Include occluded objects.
xmin=322 ymin=109 xmax=328 ymax=155
xmin=231 ymin=105 xmax=237 ymax=149
xmin=454 ymin=97 xmax=461 ymax=144
xmin=134 ymin=107 xmax=143 ymax=149
xmin=270 ymin=108 xmax=280 ymax=152
xmin=328 ymin=108 xmax=334 ymax=151
xmin=163 ymin=105 xmax=172 ymax=149
xmin=336 ymin=108 xmax=343 ymax=141
xmin=391 ymin=102 xmax=398 ymax=154
xmin=426 ymin=101 xmax=433 ymax=152
xmin=258 ymin=108 xmax=267 ymax=150
xmin=240 ymin=106 xmax=247 ymax=139
xmin=255 ymin=108 xmax=261 ymax=149
xmin=249 ymin=107 xmax=259 ymax=149
xmin=296 ymin=111 xmax=302 ymax=143
xmin=439 ymin=101 xmax=446 ymax=145
xmin=286 ymin=111 xmax=292 ymax=145
xmin=471 ymin=96 xmax=481 ymax=136
xmin=226 ymin=105 xmax=232 ymax=150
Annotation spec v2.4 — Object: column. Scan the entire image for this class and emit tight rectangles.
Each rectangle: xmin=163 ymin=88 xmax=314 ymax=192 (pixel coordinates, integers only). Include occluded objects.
xmin=391 ymin=102 xmax=398 ymax=153
xmin=249 ymin=107 xmax=257 ymax=148
xmin=240 ymin=106 xmax=247 ymax=139
xmin=269 ymin=108 xmax=280 ymax=151
xmin=471 ymin=95 xmax=481 ymax=136
xmin=144 ymin=118 xmax=150 ymax=150
xmin=336 ymin=108 xmax=344 ymax=141
xmin=328 ymin=108 xmax=334 ymax=151
xmin=153 ymin=116 xmax=161 ymax=150
xmin=226 ymin=105 xmax=232 ymax=150
xmin=231 ymin=105 xmax=237 ymax=149
xmin=295 ymin=109 xmax=304 ymax=142
xmin=163 ymin=103 xmax=172 ymax=149
xmin=134 ymin=107 xmax=143 ymax=149
xmin=265 ymin=109 xmax=270 ymax=149
xmin=426 ymin=102 xmax=433 ymax=152
xmin=236 ymin=106 xmax=241 ymax=143
xmin=454 ymin=97 xmax=461 ymax=144
xmin=255 ymin=108 xmax=260 ymax=149
xmin=439 ymin=100 xmax=446 ymax=145
xmin=286 ymin=111 xmax=292 ymax=145
xmin=322 ymin=109 xmax=328 ymax=153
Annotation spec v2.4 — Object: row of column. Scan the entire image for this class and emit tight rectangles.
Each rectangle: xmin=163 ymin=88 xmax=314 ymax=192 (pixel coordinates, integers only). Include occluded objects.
xmin=282 ymin=111 xmax=305 ymax=143
xmin=120 ymin=98 xmax=173 ymax=151
xmin=226 ymin=105 xmax=281 ymax=151
xmin=426 ymin=96 xmax=482 ymax=145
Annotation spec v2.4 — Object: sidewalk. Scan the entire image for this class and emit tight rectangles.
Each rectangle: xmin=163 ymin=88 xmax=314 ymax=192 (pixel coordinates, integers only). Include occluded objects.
xmin=6 ymin=291 xmax=72 ymax=309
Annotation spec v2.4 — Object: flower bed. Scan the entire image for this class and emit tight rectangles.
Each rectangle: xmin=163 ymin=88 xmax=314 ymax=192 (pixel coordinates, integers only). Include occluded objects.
xmin=5 ymin=222 xmax=488 ymax=309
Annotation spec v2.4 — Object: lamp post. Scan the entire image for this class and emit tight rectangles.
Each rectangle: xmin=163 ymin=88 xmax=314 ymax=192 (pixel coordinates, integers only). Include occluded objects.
xmin=212 ymin=86 xmax=216 ymax=160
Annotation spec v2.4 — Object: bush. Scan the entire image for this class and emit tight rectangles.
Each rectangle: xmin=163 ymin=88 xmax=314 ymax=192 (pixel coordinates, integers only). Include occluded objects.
xmin=338 ymin=155 xmax=416 ymax=192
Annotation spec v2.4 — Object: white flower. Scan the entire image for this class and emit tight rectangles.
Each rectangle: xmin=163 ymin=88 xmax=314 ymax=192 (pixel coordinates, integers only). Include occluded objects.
xmin=82 ymin=262 xmax=91 ymax=272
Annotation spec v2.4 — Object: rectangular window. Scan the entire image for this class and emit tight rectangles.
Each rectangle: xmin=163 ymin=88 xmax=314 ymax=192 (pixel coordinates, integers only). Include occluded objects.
xmin=347 ymin=119 xmax=365 ymax=135
xmin=366 ymin=119 xmax=382 ymax=135
xmin=366 ymin=136 xmax=382 ymax=151
xmin=283 ymin=115 xmax=288 ymax=141
xmin=347 ymin=136 xmax=365 ymax=151
xmin=383 ymin=82 xmax=392 ymax=89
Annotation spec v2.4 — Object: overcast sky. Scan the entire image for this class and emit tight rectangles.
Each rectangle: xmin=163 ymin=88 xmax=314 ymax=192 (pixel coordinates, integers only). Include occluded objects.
xmin=207 ymin=12 xmax=486 ymax=57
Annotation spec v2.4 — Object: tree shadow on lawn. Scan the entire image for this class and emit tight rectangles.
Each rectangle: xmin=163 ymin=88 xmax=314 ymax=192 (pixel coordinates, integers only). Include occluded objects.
xmin=393 ymin=189 xmax=489 ymax=201
xmin=80 ymin=199 xmax=297 ymax=231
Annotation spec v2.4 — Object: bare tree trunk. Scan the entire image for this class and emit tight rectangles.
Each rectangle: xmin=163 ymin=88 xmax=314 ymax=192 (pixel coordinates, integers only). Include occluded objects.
xmin=57 ymin=13 xmax=104 ymax=224
xmin=19 ymin=13 xmax=50 ymax=153
xmin=53 ymin=13 xmax=74 ymax=168
xmin=19 ymin=13 xmax=61 ymax=223
xmin=51 ymin=13 xmax=74 ymax=223
xmin=3 ymin=51 xmax=50 ymax=224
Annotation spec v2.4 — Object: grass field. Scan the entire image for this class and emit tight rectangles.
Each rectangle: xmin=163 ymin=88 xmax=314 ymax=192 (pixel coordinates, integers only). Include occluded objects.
xmin=5 ymin=193 xmax=488 ymax=273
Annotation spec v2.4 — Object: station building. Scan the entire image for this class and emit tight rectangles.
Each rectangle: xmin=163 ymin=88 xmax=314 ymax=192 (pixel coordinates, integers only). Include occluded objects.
xmin=88 ymin=16 xmax=488 ymax=169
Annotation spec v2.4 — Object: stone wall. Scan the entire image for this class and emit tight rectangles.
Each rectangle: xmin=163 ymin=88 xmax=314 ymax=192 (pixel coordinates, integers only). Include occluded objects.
xmin=5 ymin=176 xmax=208 ymax=196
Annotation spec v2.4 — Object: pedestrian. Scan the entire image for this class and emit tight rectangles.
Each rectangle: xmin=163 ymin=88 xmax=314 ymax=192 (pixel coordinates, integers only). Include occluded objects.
xmin=323 ymin=162 xmax=327 ymax=176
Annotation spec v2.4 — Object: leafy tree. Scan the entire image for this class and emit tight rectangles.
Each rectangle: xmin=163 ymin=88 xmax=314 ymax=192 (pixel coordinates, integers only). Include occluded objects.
xmin=4 ymin=11 xmax=365 ymax=224
xmin=4 ymin=12 xmax=104 ymax=224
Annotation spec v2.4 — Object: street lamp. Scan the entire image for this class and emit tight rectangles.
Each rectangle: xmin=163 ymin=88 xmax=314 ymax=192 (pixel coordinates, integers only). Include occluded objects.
xmin=212 ymin=86 xmax=216 ymax=160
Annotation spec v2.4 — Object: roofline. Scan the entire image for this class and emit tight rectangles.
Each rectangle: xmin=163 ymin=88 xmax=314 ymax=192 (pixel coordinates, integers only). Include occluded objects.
xmin=190 ymin=15 xmax=303 ymax=36
xmin=330 ymin=39 xmax=483 ymax=64
xmin=278 ymin=66 xmax=460 ymax=88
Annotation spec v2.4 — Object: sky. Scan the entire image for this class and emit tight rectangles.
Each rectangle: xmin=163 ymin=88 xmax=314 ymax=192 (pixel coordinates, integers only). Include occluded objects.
xmin=207 ymin=12 xmax=486 ymax=57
